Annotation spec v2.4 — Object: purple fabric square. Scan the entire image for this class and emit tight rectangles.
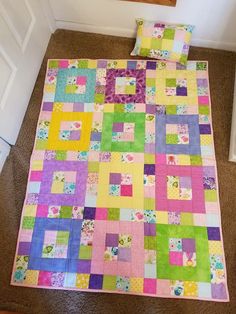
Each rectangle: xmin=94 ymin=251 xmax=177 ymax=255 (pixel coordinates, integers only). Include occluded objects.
xmin=118 ymin=247 xmax=131 ymax=262
xmin=207 ymin=227 xmax=221 ymax=240
xmin=97 ymin=60 xmax=107 ymax=68
xmin=105 ymin=233 xmax=119 ymax=246
xmin=180 ymin=176 xmax=192 ymax=188
xmin=144 ymin=164 xmax=155 ymax=175
xmin=144 ymin=223 xmax=156 ymax=236
xmin=43 ymin=102 xmax=53 ymax=111
xmin=69 ymin=130 xmax=81 ymax=140
xmin=199 ymin=124 xmax=211 ymax=134
xmin=83 ymin=207 xmax=96 ymax=219
xmin=176 ymin=86 xmax=187 ymax=96
xmin=197 ymin=79 xmax=208 ymax=88
xmin=113 ymin=122 xmax=124 ymax=132
xmin=146 ymin=104 xmax=156 ymax=114
xmin=109 ymin=173 xmax=121 ymax=184
xmin=182 ymin=238 xmax=196 ymax=252
xmin=77 ymin=260 xmax=91 ymax=273
xmin=73 ymin=103 xmax=84 ymax=112
xmin=154 ymin=23 xmax=165 ymax=28
xmin=18 ymin=242 xmax=31 ymax=255
xmin=91 ymin=132 xmax=101 ymax=141
xmin=146 ymin=61 xmax=156 ymax=70
xmin=211 ymin=283 xmax=228 ymax=300
xmin=89 ymin=274 xmax=103 ymax=289
xmin=127 ymin=61 xmax=137 ymax=69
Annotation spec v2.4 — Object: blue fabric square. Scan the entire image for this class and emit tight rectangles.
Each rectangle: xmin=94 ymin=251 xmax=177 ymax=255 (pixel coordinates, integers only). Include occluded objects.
xmin=155 ymin=114 xmax=201 ymax=154
xmin=55 ymin=68 xmax=96 ymax=102
xmin=28 ymin=218 xmax=82 ymax=272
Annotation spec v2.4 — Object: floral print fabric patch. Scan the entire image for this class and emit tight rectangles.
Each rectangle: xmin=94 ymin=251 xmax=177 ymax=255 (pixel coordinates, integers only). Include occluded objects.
xmin=11 ymin=59 xmax=229 ymax=302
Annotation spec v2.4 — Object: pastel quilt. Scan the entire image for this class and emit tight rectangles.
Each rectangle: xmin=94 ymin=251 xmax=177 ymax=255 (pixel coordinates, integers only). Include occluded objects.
xmin=11 ymin=59 xmax=229 ymax=302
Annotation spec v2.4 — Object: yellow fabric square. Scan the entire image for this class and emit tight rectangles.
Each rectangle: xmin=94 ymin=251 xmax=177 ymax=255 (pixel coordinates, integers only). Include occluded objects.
xmin=25 ymin=270 xmax=39 ymax=285
xmin=157 ymin=211 xmax=168 ymax=224
xmin=162 ymin=39 xmax=173 ymax=50
xmin=97 ymin=154 xmax=144 ymax=209
xmin=116 ymin=60 xmax=127 ymax=69
xmin=208 ymin=241 xmax=223 ymax=254
xmin=53 ymin=102 xmax=63 ymax=112
xmin=178 ymin=154 xmax=191 ymax=165
xmin=167 ymin=188 xmax=179 ymax=199
xmin=31 ymin=161 xmax=43 ymax=171
xmin=47 ymin=112 xmax=92 ymax=151
xmin=170 ymin=52 xmax=181 ymax=62
xmin=104 ymin=103 xmax=114 ymax=112
xmin=51 ymin=181 xmax=64 ymax=193
xmin=184 ymin=281 xmax=198 ymax=297
xmin=141 ymin=37 xmax=151 ymax=49
xmin=184 ymin=32 xmax=191 ymax=43
xmin=201 ymin=135 xmax=212 ymax=145
xmin=24 ymin=205 xmax=37 ymax=216
xmin=44 ymin=85 xmax=55 ymax=93
xmin=76 ymin=274 xmax=90 ymax=289
xmin=130 ymin=277 xmax=143 ymax=293
xmin=88 ymin=60 xmax=97 ymax=68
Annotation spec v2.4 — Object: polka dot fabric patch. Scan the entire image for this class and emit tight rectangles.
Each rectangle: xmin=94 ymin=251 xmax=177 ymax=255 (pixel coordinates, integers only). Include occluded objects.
xmin=11 ymin=59 xmax=229 ymax=302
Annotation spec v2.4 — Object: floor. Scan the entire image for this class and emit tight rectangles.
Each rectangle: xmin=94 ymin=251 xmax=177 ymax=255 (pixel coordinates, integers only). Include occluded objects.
xmin=0 ymin=30 xmax=236 ymax=314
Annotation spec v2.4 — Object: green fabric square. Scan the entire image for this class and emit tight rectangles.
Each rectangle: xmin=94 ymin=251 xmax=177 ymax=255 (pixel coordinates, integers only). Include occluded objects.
xmin=78 ymin=60 xmax=88 ymax=68
xmin=35 ymin=139 xmax=47 ymax=150
xmin=179 ymin=54 xmax=188 ymax=66
xmin=56 ymin=231 xmax=69 ymax=244
xmin=101 ymin=113 xmax=145 ymax=152
xmin=60 ymin=206 xmax=72 ymax=218
xmin=199 ymin=106 xmax=210 ymax=115
xmin=48 ymin=60 xmax=59 ymax=68
xmin=56 ymin=151 xmax=67 ymax=160
xmin=190 ymin=155 xmax=202 ymax=166
xmin=166 ymin=134 xmax=178 ymax=144
xmin=181 ymin=213 xmax=193 ymax=225
xmin=88 ymin=162 xmax=99 ymax=172
xmin=108 ymin=208 xmax=120 ymax=220
xmin=163 ymin=28 xmax=175 ymax=40
xmin=140 ymin=48 xmax=150 ymax=57
xmin=79 ymin=246 xmax=92 ymax=259
xmin=125 ymin=85 xmax=136 ymax=94
xmin=166 ymin=78 xmax=176 ymax=87
xmin=144 ymin=236 xmax=157 ymax=250
xmin=103 ymin=275 xmax=117 ymax=290
xmin=151 ymin=38 xmax=162 ymax=50
xmin=114 ymin=104 xmax=124 ymax=112
xmin=65 ymin=85 xmax=77 ymax=93
xmin=146 ymin=78 xmax=156 ymax=87
xmin=94 ymin=94 xmax=105 ymax=103
xmin=22 ymin=217 xmax=35 ymax=229
xmin=156 ymin=224 xmax=211 ymax=282
xmin=166 ymin=105 xmax=177 ymax=115
xmin=144 ymin=198 xmax=155 ymax=210
xmin=205 ymin=190 xmax=217 ymax=201
xmin=197 ymin=62 xmax=207 ymax=71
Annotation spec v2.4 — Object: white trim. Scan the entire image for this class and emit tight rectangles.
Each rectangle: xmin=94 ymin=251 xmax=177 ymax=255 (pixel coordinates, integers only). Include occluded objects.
xmin=55 ymin=20 xmax=236 ymax=51
xmin=40 ymin=0 xmax=57 ymax=33
xmin=0 ymin=138 xmax=10 ymax=172
xmin=229 ymin=69 xmax=236 ymax=162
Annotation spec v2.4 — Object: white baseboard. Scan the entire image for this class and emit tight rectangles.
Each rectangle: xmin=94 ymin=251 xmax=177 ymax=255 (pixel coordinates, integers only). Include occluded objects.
xmin=0 ymin=138 xmax=10 ymax=172
xmin=229 ymin=69 xmax=236 ymax=162
xmin=55 ymin=20 xmax=236 ymax=52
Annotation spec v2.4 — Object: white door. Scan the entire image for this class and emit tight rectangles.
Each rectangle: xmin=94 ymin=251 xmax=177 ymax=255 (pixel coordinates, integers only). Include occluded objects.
xmin=0 ymin=0 xmax=52 ymax=170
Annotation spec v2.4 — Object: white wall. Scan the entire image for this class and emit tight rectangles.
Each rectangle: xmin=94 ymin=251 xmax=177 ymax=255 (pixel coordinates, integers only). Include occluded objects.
xmin=49 ymin=0 xmax=236 ymax=51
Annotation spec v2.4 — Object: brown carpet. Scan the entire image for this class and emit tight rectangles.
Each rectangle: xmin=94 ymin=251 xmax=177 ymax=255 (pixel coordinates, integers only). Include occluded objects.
xmin=0 ymin=30 xmax=236 ymax=314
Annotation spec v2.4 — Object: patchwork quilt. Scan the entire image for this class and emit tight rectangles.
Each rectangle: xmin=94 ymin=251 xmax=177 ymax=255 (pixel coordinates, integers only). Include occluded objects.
xmin=11 ymin=59 xmax=229 ymax=301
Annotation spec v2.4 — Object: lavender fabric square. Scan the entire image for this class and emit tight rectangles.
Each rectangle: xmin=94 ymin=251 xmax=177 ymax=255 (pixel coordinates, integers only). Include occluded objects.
xmin=105 ymin=233 xmax=119 ymax=246
xmin=156 ymin=115 xmax=201 ymax=154
xmin=113 ymin=122 xmax=124 ymax=132
xmin=127 ymin=61 xmax=137 ymax=69
xmin=144 ymin=164 xmax=155 ymax=175
xmin=207 ymin=227 xmax=221 ymax=240
xmin=144 ymin=223 xmax=156 ymax=236
xmin=43 ymin=102 xmax=53 ymax=111
xmin=118 ymin=247 xmax=131 ymax=262
xmin=70 ymin=130 xmax=80 ymax=140
xmin=77 ymin=260 xmax=91 ymax=273
xmin=73 ymin=103 xmax=84 ymax=112
xmin=180 ymin=176 xmax=192 ymax=188
xmin=18 ymin=242 xmax=31 ymax=255
xmin=105 ymin=69 xmax=146 ymax=103
xmin=182 ymin=238 xmax=196 ymax=252
xmin=39 ymin=160 xmax=87 ymax=206
xmin=211 ymin=283 xmax=228 ymax=300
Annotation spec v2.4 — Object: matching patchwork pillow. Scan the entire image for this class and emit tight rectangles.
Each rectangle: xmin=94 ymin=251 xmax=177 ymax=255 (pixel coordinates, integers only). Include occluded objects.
xmin=131 ymin=19 xmax=194 ymax=65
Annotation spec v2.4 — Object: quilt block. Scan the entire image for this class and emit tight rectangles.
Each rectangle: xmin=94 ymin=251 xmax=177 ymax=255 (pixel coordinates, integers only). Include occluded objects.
xmin=11 ymin=59 xmax=229 ymax=302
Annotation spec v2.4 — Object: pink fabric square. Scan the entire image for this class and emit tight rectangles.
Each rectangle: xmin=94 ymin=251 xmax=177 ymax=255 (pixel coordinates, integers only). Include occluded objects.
xmin=59 ymin=60 xmax=69 ymax=68
xmin=175 ymin=29 xmax=185 ymax=41
xmin=117 ymin=261 xmax=131 ymax=276
xmin=30 ymin=171 xmax=42 ymax=181
xmin=63 ymin=103 xmax=74 ymax=111
xmin=36 ymin=205 xmax=48 ymax=217
xmin=135 ymin=103 xmax=146 ymax=112
xmin=169 ymin=251 xmax=183 ymax=266
xmin=198 ymin=96 xmax=209 ymax=105
xmin=91 ymin=245 xmax=105 ymax=261
xmin=67 ymin=151 xmax=78 ymax=160
xmin=156 ymin=279 xmax=171 ymax=296
xmin=144 ymin=186 xmax=155 ymax=198
xmin=121 ymin=185 xmax=132 ymax=196
xmin=19 ymin=230 xmax=33 ymax=242
xmin=77 ymin=76 xmax=87 ymax=85
xmin=106 ymin=221 xmax=119 ymax=233
xmin=38 ymin=271 xmax=52 ymax=286
xmin=95 ymin=208 xmax=107 ymax=220
xmin=156 ymin=154 xmax=166 ymax=164
xmin=144 ymin=278 xmax=156 ymax=294
xmin=103 ymin=261 xmax=118 ymax=275
xmin=90 ymin=261 xmax=104 ymax=274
